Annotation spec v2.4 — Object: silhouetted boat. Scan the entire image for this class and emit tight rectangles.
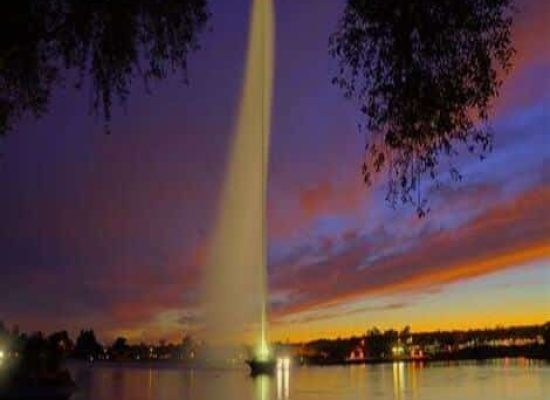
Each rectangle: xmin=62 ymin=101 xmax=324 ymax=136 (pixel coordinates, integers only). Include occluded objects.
xmin=246 ymin=358 xmax=276 ymax=376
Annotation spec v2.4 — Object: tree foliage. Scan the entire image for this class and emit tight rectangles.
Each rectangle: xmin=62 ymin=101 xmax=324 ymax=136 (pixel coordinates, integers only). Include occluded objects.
xmin=73 ymin=329 xmax=102 ymax=359
xmin=0 ymin=0 xmax=209 ymax=135
xmin=111 ymin=336 xmax=129 ymax=356
xmin=330 ymin=0 xmax=515 ymax=215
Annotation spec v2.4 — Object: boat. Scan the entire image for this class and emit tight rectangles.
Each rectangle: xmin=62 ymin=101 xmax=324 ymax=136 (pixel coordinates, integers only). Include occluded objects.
xmin=246 ymin=358 xmax=277 ymax=376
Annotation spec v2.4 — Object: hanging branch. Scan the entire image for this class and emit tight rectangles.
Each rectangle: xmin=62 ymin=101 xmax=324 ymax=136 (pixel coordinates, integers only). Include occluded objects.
xmin=0 ymin=0 xmax=210 ymax=135
xmin=330 ymin=0 xmax=515 ymax=216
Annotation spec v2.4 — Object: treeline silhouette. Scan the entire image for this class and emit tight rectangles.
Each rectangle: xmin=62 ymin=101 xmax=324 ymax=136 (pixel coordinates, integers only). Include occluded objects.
xmin=1 ymin=321 xmax=548 ymax=368
xmin=0 ymin=322 xmax=197 ymax=364
xmin=291 ymin=323 xmax=550 ymax=365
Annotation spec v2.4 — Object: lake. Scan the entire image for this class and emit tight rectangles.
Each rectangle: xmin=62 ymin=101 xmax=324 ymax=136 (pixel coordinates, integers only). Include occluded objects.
xmin=68 ymin=359 xmax=549 ymax=400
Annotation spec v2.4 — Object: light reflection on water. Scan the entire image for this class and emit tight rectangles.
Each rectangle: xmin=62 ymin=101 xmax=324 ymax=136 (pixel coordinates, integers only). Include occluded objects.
xmin=276 ymin=358 xmax=290 ymax=399
xmin=392 ymin=361 xmax=405 ymax=399
xmin=68 ymin=359 xmax=549 ymax=400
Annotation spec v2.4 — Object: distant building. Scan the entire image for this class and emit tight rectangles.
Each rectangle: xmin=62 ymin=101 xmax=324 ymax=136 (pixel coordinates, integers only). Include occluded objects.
xmin=347 ymin=339 xmax=366 ymax=361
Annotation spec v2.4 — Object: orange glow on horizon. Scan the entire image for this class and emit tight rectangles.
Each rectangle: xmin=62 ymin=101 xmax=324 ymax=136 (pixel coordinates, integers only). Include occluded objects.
xmin=267 ymin=241 xmax=549 ymax=342
xmin=271 ymin=241 xmax=549 ymax=318
xmin=269 ymin=314 xmax=550 ymax=344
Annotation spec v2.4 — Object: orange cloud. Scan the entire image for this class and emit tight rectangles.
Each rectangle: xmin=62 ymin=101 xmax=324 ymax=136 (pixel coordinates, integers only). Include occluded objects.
xmin=300 ymin=182 xmax=334 ymax=218
xmin=271 ymin=185 xmax=550 ymax=317
xmin=269 ymin=178 xmax=368 ymax=238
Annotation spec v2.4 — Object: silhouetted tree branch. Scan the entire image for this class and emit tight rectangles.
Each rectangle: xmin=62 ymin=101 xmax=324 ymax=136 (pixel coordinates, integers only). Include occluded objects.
xmin=330 ymin=0 xmax=515 ymax=215
xmin=0 ymin=0 xmax=209 ymax=135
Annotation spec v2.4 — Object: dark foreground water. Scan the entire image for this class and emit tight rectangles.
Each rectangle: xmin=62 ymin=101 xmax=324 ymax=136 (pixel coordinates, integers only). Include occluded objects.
xmin=68 ymin=359 xmax=548 ymax=400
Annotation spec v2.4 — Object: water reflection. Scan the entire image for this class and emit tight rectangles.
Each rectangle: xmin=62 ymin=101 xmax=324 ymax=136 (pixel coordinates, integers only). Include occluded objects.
xmin=66 ymin=359 xmax=549 ymax=400
xmin=392 ymin=362 xmax=405 ymax=399
xmin=410 ymin=361 xmax=423 ymax=399
xmin=255 ymin=375 xmax=270 ymax=400
xmin=276 ymin=358 xmax=290 ymax=399
xmin=253 ymin=357 xmax=291 ymax=400
xmin=147 ymin=368 xmax=152 ymax=398
xmin=187 ymin=368 xmax=195 ymax=398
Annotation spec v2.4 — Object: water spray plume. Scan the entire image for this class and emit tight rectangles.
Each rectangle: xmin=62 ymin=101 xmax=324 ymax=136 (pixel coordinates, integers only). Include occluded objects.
xmin=201 ymin=0 xmax=274 ymax=364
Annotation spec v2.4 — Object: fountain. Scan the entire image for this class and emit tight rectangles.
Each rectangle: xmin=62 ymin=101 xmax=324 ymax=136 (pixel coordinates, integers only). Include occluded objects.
xmin=201 ymin=0 xmax=275 ymax=374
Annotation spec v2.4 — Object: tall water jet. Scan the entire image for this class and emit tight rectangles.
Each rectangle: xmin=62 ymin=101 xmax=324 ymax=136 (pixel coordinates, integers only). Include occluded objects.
xmin=201 ymin=0 xmax=274 ymax=365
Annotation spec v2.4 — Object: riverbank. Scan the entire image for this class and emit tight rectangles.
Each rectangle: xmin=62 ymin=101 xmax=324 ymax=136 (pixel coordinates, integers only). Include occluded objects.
xmin=301 ymin=345 xmax=550 ymax=366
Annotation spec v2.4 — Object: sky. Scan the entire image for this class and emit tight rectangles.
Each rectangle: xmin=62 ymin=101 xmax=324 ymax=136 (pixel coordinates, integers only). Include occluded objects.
xmin=0 ymin=0 xmax=549 ymax=344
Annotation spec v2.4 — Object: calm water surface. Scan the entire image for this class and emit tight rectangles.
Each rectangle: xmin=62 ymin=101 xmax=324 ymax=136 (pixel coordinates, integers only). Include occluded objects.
xmin=68 ymin=359 xmax=548 ymax=400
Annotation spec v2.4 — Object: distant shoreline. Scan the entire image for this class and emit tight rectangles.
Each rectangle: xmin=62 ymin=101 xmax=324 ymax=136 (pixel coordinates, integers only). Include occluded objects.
xmin=302 ymin=345 xmax=550 ymax=366
xmin=67 ymin=353 xmax=549 ymax=369
xmin=309 ymin=354 xmax=550 ymax=367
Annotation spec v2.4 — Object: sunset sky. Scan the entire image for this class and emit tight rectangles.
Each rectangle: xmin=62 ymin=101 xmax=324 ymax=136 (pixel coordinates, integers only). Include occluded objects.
xmin=0 ymin=0 xmax=548 ymax=344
